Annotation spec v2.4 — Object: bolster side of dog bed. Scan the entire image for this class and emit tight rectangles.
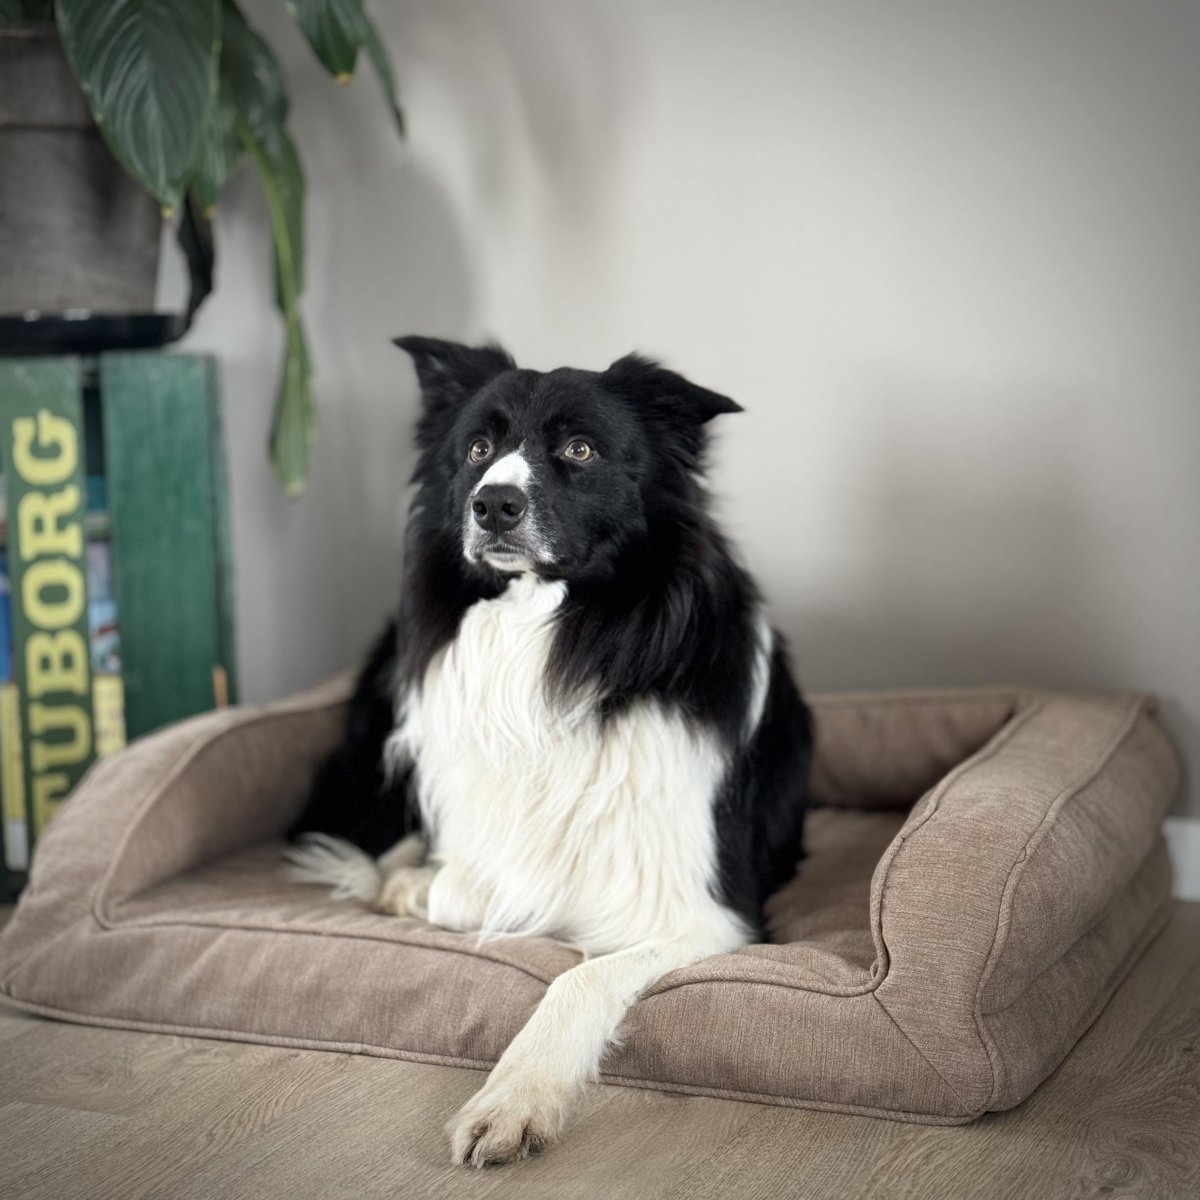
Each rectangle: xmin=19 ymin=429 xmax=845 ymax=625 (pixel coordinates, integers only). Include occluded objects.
xmin=871 ymin=689 xmax=1180 ymax=1114
xmin=0 ymin=675 xmax=354 ymax=984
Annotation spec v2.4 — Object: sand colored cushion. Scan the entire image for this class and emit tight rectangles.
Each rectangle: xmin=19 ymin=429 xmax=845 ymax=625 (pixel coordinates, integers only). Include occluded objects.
xmin=0 ymin=678 xmax=1180 ymax=1121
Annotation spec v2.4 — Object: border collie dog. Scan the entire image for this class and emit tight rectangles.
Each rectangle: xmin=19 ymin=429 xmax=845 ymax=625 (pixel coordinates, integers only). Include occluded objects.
xmin=286 ymin=337 xmax=812 ymax=1167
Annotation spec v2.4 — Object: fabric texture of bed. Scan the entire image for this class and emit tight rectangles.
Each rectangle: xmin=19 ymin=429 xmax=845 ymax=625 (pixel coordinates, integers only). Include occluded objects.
xmin=0 ymin=676 xmax=1179 ymax=1122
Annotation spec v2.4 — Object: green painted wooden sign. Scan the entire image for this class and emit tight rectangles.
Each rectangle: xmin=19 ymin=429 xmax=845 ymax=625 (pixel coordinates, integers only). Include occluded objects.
xmin=0 ymin=358 xmax=95 ymax=843
xmin=101 ymin=353 xmax=237 ymax=737
xmin=0 ymin=350 xmax=237 ymax=886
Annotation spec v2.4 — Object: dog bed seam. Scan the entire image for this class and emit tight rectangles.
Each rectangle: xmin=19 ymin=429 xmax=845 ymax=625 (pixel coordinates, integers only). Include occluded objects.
xmin=0 ymin=990 xmax=978 ymax=1122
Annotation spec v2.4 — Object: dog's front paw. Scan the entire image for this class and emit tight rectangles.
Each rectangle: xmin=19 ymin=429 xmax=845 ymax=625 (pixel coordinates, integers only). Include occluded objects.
xmin=448 ymin=1076 xmax=567 ymax=1168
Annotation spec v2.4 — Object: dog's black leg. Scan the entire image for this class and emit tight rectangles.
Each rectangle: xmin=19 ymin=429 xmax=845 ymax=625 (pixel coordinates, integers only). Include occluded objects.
xmin=287 ymin=619 xmax=420 ymax=857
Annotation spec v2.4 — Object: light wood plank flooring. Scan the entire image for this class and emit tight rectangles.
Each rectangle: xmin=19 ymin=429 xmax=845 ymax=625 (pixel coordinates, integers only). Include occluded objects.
xmin=1 ymin=903 xmax=1197 ymax=1200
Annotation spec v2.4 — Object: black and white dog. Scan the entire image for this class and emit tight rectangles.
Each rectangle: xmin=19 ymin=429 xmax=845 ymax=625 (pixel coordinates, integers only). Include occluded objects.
xmin=286 ymin=337 xmax=812 ymax=1167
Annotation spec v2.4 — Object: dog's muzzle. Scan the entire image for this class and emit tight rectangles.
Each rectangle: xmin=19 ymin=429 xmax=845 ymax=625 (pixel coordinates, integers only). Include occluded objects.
xmin=464 ymin=483 xmax=544 ymax=572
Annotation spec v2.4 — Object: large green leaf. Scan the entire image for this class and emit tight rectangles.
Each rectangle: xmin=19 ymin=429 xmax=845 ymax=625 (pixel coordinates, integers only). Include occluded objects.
xmin=222 ymin=1 xmax=313 ymax=494
xmin=270 ymin=132 xmax=305 ymax=305
xmin=271 ymin=316 xmax=314 ymax=497
xmin=238 ymin=118 xmax=313 ymax=495
xmin=284 ymin=0 xmax=362 ymax=79
xmin=361 ymin=11 xmax=404 ymax=135
xmin=56 ymin=0 xmax=220 ymax=211
xmin=190 ymin=93 xmax=241 ymax=213
xmin=220 ymin=0 xmax=288 ymax=159
xmin=283 ymin=1 xmax=404 ymax=132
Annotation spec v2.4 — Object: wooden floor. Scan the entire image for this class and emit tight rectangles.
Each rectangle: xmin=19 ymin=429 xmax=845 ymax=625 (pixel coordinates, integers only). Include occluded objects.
xmin=1 ymin=903 xmax=1197 ymax=1200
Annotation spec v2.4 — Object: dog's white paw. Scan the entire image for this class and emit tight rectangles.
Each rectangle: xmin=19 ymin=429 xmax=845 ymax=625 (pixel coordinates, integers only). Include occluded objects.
xmin=373 ymin=865 xmax=437 ymax=918
xmin=447 ymin=1076 xmax=567 ymax=1168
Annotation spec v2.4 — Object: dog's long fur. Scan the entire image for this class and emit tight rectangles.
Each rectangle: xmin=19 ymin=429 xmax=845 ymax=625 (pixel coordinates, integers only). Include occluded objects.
xmin=285 ymin=338 xmax=812 ymax=1166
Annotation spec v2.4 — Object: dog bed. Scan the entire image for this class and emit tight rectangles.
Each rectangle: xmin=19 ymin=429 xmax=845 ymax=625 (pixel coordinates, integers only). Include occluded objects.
xmin=0 ymin=677 xmax=1179 ymax=1122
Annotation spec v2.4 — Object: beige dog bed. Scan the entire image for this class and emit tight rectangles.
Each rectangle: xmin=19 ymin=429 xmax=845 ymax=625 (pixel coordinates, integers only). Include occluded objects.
xmin=0 ymin=678 xmax=1179 ymax=1122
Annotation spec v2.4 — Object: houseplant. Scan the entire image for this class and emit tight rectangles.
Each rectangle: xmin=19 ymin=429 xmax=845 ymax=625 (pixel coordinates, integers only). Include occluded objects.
xmin=0 ymin=0 xmax=404 ymax=496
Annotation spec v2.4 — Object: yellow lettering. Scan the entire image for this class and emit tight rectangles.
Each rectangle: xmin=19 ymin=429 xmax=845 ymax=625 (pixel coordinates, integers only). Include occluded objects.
xmin=32 ymin=771 xmax=71 ymax=833
xmin=21 ymin=560 xmax=84 ymax=629
xmin=17 ymin=485 xmax=82 ymax=560
xmin=12 ymin=410 xmax=78 ymax=485
xmin=29 ymin=702 xmax=92 ymax=772
xmin=26 ymin=631 xmax=88 ymax=698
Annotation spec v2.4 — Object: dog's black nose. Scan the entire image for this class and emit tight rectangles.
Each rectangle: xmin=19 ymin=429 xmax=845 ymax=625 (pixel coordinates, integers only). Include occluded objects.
xmin=472 ymin=484 xmax=527 ymax=533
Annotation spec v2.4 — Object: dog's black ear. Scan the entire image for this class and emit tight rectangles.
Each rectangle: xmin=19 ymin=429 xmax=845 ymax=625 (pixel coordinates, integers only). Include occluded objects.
xmin=601 ymin=354 xmax=743 ymax=424
xmin=393 ymin=336 xmax=515 ymax=408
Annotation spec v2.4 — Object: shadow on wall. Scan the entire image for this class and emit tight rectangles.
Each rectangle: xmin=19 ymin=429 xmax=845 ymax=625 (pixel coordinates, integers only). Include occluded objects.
xmin=162 ymin=50 xmax=475 ymax=700
xmin=397 ymin=1 xmax=630 ymax=226
xmin=301 ymin=153 xmax=479 ymax=665
xmin=229 ymin=0 xmax=633 ymax=694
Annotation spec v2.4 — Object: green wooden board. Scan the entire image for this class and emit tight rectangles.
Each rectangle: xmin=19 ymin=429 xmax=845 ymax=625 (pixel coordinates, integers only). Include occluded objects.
xmin=101 ymin=352 xmax=235 ymax=738
xmin=0 ymin=357 xmax=95 ymax=844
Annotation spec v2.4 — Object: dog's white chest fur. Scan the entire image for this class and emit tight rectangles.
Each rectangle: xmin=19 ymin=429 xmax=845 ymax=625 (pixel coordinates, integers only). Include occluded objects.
xmin=388 ymin=574 xmax=747 ymax=955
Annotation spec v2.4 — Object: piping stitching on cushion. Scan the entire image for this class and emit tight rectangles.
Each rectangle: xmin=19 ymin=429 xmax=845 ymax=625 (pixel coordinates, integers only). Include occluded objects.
xmin=970 ymin=694 xmax=1149 ymax=1111
xmin=871 ymin=991 xmax=974 ymax=1113
xmin=976 ymin=897 xmax=1172 ymax=1114
xmin=642 ymin=967 xmax=881 ymax=1001
xmin=868 ymin=693 xmax=1043 ymax=971
xmin=863 ymin=693 xmax=1043 ymax=1107
xmin=101 ymin=911 xmax=883 ymax=997
xmin=980 ymin=849 xmax=1171 ymax=1019
xmin=594 ymin=1071 xmax=974 ymax=1122
xmin=96 ymin=912 xmax=575 ymax=987
xmin=0 ymin=992 xmax=979 ymax=1123
xmin=810 ymin=688 xmax=1021 ymax=710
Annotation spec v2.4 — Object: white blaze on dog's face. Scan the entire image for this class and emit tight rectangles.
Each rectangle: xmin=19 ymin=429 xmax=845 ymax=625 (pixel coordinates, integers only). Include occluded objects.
xmin=394 ymin=337 xmax=743 ymax=585
xmin=464 ymin=444 xmax=540 ymax=572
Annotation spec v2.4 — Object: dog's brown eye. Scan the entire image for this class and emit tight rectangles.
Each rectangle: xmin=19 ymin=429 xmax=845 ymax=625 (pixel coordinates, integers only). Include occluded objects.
xmin=468 ymin=438 xmax=492 ymax=463
xmin=564 ymin=439 xmax=594 ymax=463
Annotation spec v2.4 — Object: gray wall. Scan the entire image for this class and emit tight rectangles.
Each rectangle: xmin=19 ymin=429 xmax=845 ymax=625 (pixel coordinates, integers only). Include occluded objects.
xmin=162 ymin=1 xmax=1200 ymax=843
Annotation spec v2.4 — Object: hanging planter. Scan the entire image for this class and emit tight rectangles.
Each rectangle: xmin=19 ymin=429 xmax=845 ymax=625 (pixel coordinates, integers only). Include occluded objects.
xmin=0 ymin=0 xmax=405 ymax=497
xmin=0 ymin=22 xmax=162 ymax=316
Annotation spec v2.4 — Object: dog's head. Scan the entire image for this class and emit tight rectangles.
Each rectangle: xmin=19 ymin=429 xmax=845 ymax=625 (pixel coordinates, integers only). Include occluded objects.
xmin=396 ymin=336 xmax=742 ymax=582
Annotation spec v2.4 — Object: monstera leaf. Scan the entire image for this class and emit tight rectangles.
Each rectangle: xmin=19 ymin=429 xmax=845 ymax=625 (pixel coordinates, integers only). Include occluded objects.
xmin=56 ymin=0 xmax=220 ymax=211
